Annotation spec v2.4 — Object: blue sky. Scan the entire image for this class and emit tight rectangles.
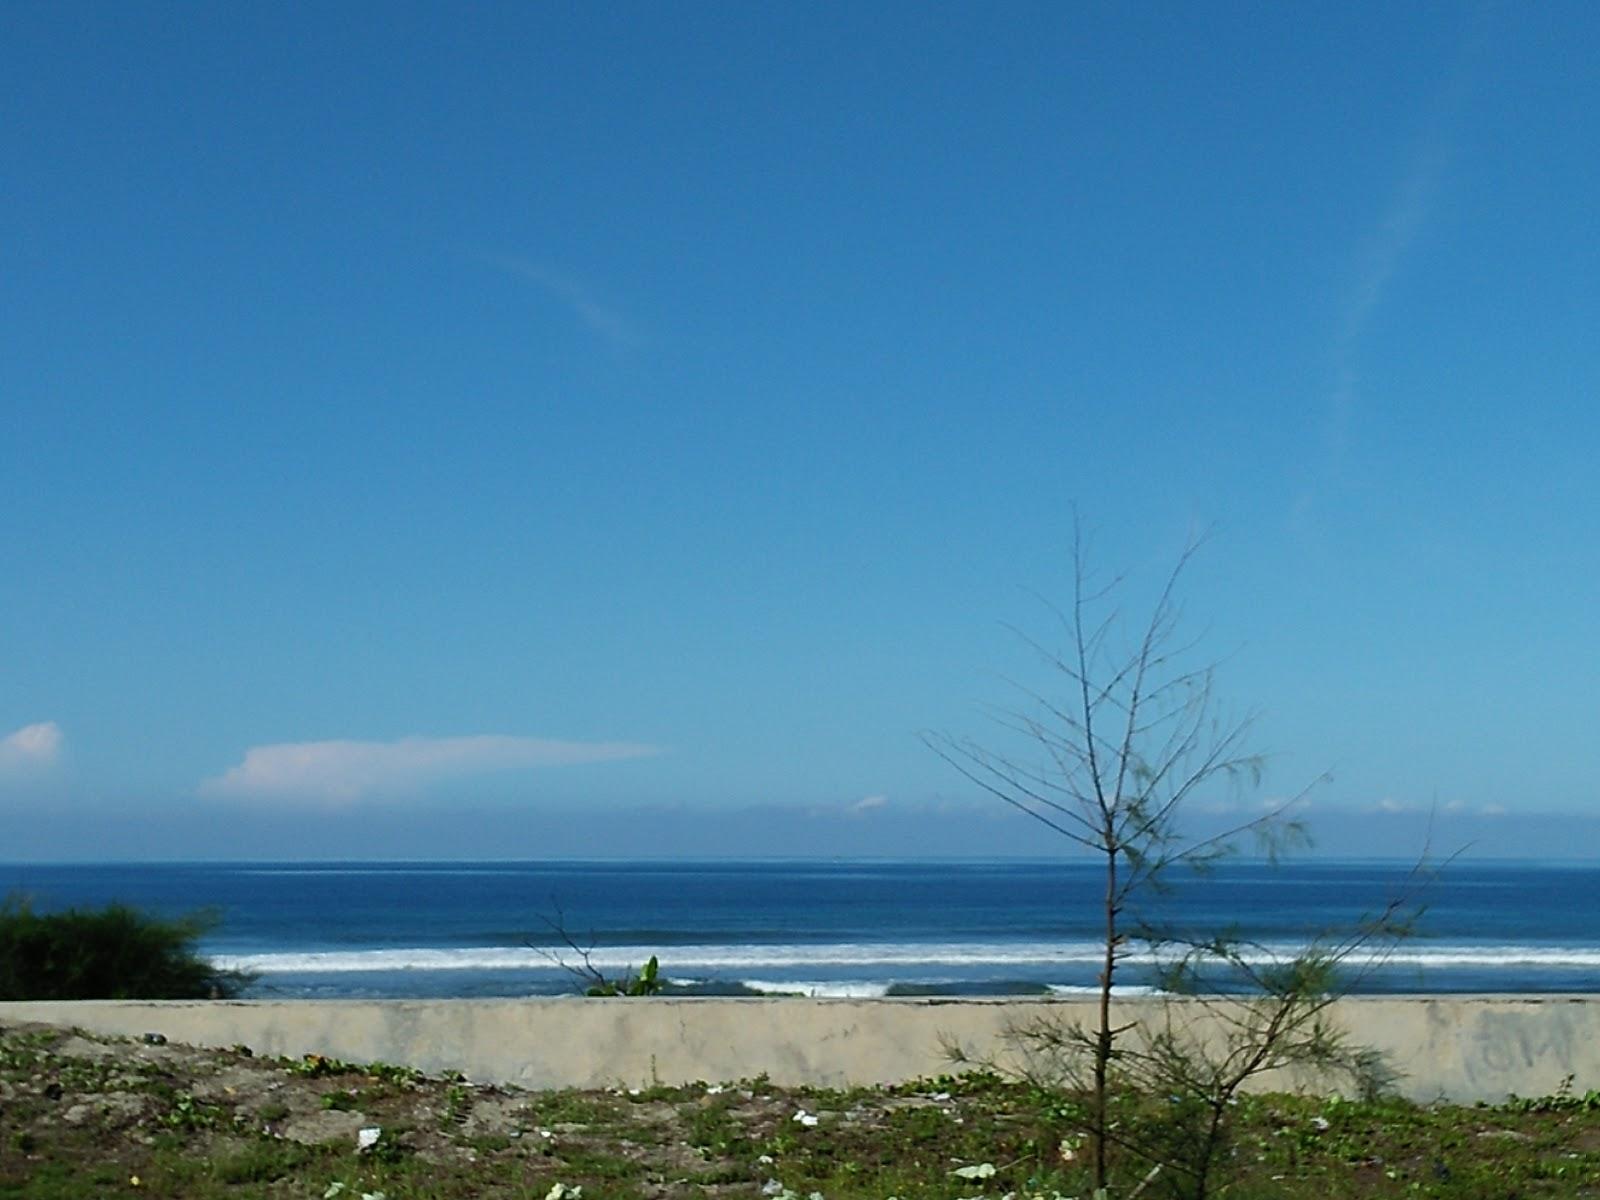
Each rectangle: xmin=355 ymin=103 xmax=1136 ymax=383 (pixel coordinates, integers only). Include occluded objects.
xmin=3 ymin=3 xmax=1597 ymax=859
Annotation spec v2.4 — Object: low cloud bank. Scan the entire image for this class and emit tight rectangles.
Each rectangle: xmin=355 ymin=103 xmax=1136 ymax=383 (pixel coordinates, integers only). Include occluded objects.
xmin=200 ymin=734 xmax=660 ymax=804
xmin=4 ymin=794 xmax=1595 ymax=861
xmin=0 ymin=722 xmax=63 ymax=776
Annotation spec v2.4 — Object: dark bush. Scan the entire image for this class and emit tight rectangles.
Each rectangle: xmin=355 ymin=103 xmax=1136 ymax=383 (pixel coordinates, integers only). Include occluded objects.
xmin=0 ymin=895 xmax=252 ymax=1000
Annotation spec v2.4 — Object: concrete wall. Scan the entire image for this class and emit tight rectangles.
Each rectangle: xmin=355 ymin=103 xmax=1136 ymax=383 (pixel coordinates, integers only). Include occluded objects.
xmin=4 ymin=996 xmax=1597 ymax=1103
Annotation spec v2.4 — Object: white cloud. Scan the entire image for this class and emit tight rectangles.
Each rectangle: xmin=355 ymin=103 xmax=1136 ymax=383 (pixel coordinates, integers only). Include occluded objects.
xmin=1338 ymin=144 xmax=1447 ymax=355
xmin=0 ymin=722 xmax=63 ymax=775
xmin=200 ymin=734 xmax=660 ymax=804
xmin=1186 ymin=794 xmax=1312 ymax=817
xmin=483 ymin=255 xmax=638 ymax=347
xmin=848 ymin=793 xmax=889 ymax=816
xmin=1293 ymin=13 xmax=1487 ymax=526
xmin=1294 ymin=141 xmax=1448 ymax=527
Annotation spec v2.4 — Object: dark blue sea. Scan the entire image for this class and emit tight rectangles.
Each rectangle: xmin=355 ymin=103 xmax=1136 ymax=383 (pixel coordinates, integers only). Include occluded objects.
xmin=3 ymin=860 xmax=1597 ymax=999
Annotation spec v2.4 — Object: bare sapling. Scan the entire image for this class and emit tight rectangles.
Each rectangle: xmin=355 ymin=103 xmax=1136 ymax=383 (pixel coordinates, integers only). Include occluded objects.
xmin=926 ymin=523 xmax=1423 ymax=1197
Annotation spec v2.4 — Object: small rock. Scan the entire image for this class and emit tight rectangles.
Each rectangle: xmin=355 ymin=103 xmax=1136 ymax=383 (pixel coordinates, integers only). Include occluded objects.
xmin=1477 ymin=1128 xmax=1534 ymax=1143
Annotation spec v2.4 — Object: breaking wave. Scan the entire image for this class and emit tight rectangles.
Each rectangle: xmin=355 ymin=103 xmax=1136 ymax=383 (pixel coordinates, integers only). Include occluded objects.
xmin=211 ymin=941 xmax=1600 ymax=976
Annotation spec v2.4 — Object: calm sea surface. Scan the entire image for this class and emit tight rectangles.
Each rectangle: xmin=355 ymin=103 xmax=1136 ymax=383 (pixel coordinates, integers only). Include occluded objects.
xmin=3 ymin=860 xmax=1597 ymax=998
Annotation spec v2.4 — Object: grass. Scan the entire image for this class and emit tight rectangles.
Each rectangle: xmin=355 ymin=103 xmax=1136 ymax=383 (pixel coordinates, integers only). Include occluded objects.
xmin=2 ymin=1021 xmax=1599 ymax=1199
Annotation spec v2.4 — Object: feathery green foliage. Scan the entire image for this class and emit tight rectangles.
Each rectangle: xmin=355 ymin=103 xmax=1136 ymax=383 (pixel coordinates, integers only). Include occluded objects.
xmin=0 ymin=894 xmax=251 ymax=1000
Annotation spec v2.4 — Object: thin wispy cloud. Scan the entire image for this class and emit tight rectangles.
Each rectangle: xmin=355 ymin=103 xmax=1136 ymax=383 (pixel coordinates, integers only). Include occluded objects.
xmin=483 ymin=255 xmax=639 ymax=348
xmin=1297 ymin=9 xmax=1488 ymax=521
xmin=0 ymin=721 xmax=64 ymax=776
xmin=1304 ymin=138 xmax=1450 ymax=511
xmin=200 ymin=734 xmax=661 ymax=804
xmin=1341 ymin=145 xmax=1449 ymax=351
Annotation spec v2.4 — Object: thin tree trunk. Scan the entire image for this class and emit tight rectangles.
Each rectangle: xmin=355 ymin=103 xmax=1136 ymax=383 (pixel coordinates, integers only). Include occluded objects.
xmin=1192 ymin=1103 xmax=1226 ymax=1200
xmin=1094 ymin=841 xmax=1118 ymax=1191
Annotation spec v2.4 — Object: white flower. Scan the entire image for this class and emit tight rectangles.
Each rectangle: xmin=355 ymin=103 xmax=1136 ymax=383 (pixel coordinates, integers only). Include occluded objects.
xmin=757 ymin=1154 xmax=775 ymax=1165
xmin=1311 ymin=1115 xmax=1331 ymax=1131
xmin=545 ymin=1185 xmax=582 ymax=1200
xmin=952 ymin=1162 xmax=997 ymax=1179
xmin=323 ymin=1185 xmax=346 ymax=1199
xmin=792 ymin=1109 xmax=819 ymax=1127
xmin=706 ymin=1084 xmax=726 ymax=1095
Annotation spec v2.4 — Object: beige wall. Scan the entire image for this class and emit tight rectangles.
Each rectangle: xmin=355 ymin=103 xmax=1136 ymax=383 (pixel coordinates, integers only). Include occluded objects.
xmin=4 ymin=996 xmax=1596 ymax=1103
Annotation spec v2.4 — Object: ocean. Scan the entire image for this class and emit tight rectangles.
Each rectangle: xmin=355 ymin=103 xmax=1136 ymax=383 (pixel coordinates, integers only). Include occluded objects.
xmin=2 ymin=859 xmax=1597 ymax=999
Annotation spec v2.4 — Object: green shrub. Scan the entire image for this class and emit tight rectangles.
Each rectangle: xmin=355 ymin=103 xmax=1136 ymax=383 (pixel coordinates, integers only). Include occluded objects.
xmin=0 ymin=894 xmax=252 ymax=1000
xmin=585 ymin=954 xmax=664 ymax=997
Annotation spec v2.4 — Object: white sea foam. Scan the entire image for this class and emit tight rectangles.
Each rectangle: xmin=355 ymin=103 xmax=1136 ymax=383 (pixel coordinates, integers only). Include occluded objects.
xmin=213 ymin=941 xmax=1116 ymax=974
xmin=210 ymin=941 xmax=1600 ymax=976
xmin=739 ymin=980 xmax=893 ymax=998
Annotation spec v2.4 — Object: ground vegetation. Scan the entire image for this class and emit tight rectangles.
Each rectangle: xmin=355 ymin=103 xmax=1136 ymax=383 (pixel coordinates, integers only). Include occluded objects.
xmin=1 ymin=1023 xmax=1595 ymax=1200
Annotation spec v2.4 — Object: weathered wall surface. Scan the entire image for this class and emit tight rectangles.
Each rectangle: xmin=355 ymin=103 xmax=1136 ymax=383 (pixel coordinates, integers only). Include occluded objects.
xmin=3 ymin=996 xmax=1596 ymax=1102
